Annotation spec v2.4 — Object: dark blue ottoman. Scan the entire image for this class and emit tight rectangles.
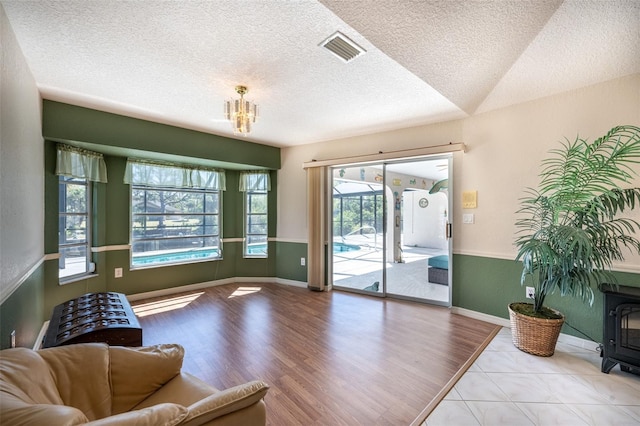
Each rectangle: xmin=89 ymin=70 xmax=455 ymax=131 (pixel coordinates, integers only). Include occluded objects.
xmin=427 ymin=255 xmax=449 ymax=285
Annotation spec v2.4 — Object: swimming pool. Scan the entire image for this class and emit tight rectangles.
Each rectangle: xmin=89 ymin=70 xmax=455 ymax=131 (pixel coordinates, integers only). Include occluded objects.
xmin=132 ymin=248 xmax=220 ymax=266
xmin=132 ymin=245 xmax=270 ymax=266
xmin=333 ymin=242 xmax=360 ymax=252
xmin=132 ymin=242 xmax=360 ymax=266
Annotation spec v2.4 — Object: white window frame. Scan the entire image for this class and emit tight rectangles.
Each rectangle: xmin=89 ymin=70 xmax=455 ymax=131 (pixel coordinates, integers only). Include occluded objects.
xmin=130 ymin=184 xmax=222 ymax=268
xmin=58 ymin=175 xmax=92 ymax=282
xmin=244 ymin=189 xmax=268 ymax=258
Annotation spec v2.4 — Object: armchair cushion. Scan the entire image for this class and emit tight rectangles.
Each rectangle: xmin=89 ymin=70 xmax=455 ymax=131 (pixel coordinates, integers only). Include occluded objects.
xmin=85 ymin=403 xmax=188 ymax=426
xmin=109 ymin=344 xmax=184 ymax=414
xmin=0 ymin=400 xmax=89 ymax=426
xmin=0 ymin=347 xmax=62 ymax=405
xmin=0 ymin=347 xmax=90 ymax=425
xmin=183 ymin=380 xmax=269 ymax=426
xmin=134 ymin=373 xmax=269 ymax=426
xmin=38 ymin=343 xmax=112 ymax=420
xmin=1 ymin=343 xmax=268 ymax=426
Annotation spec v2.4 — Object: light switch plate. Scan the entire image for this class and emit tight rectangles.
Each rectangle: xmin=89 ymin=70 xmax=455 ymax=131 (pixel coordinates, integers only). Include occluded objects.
xmin=463 ymin=213 xmax=475 ymax=224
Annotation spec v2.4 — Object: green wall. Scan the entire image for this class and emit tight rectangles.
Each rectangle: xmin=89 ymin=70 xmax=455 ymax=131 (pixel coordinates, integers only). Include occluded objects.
xmin=42 ymin=101 xmax=280 ymax=170
xmin=0 ymin=264 xmax=46 ymax=349
xmin=42 ymin=147 xmax=281 ymax=308
xmin=453 ymin=253 xmax=640 ymax=343
xmin=1 ymin=101 xmax=284 ymax=349
xmin=276 ymin=241 xmax=308 ymax=282
xmin=6 ymin=99 xmax=639 ymax=350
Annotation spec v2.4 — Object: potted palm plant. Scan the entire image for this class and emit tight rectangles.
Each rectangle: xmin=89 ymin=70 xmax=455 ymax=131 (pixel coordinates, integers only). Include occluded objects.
xmin=511 ymin=125 xmax=640 ymax=356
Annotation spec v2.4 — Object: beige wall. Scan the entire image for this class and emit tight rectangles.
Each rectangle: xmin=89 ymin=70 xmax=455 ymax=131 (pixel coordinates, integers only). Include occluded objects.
xmin=277 ymin=119 xmax=463 ymax=243
xmin=278 ymin=74 xmax=640 ymax=272
xmin=0 ymin=5 xmax=44 ymax=302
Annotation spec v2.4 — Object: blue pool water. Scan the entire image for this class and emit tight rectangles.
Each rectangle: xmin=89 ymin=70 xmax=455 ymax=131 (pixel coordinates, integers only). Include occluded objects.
xmin=131 ymin=244 xmax=266 ymax=266
xmin=333 ymin=242 xmax=360 ymax=252
xmin=132 ymin=248 xmax=219 ymax=266
xmin=133 ymin=242 xmax=360 ymax=266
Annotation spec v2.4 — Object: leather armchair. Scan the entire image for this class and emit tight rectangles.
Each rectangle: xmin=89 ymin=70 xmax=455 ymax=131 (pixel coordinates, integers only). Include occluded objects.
xmin=0 ymin=342 xmax=268 ymax=425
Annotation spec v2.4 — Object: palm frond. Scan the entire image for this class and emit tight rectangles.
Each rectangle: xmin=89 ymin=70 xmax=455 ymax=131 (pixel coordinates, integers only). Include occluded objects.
xmin=514 ymin=125 xmax=640 ymax=313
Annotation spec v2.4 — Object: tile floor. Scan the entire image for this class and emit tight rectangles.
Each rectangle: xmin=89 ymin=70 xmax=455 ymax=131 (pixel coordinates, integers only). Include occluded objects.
xmin=333 ymin=245 xmax=450 ymax=302
xmin=424 ymin=327 xmax=640 ymax=425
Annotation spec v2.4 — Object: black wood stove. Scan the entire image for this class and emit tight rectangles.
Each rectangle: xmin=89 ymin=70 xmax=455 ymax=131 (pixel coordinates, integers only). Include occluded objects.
xmin=600 ymin=284 xmax=640 ymax=375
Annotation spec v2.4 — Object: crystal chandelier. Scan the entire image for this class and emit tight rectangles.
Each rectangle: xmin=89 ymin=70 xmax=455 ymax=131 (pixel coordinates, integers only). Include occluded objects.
xmin=224 ymin=85 xmax=258 ymax=135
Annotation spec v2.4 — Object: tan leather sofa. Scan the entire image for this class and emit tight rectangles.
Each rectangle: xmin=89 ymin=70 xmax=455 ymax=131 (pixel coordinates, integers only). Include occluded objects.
xmin=0 ymin=342 xmax=268 ymax=425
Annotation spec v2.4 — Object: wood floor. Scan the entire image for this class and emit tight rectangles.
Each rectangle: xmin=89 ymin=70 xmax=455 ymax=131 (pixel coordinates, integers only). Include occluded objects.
xmin=132 ymin=283 xmax=499 ymax=425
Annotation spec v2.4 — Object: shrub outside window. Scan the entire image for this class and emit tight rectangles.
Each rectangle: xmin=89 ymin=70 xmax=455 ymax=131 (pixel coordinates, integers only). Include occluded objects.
xmin=131 ymin=186 xmax=221 ymax=267
xmin=59 ymin=176 xmax=91 ymax=280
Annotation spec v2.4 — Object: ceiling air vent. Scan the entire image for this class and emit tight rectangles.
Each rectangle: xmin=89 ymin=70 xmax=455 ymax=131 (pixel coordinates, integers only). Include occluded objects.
xmin=320 ymin=31 xmax=365 ymax=63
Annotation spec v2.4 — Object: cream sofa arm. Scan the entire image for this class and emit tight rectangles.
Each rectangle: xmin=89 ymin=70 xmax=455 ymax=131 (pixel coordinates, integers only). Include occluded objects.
xmin=0 ymin=403 xmax=89 ymax=426
xmin=182 ymin=380 xmax=269 ymax=426
xmin=84 ymin=403 xmax=188 ymax=426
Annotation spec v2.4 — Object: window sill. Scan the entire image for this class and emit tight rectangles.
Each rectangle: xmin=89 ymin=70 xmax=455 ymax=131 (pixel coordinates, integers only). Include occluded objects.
xmin=130 ymin=256 xmax=222 ymax=271
xmin=59 ymin=273 xmax=99 ymax=286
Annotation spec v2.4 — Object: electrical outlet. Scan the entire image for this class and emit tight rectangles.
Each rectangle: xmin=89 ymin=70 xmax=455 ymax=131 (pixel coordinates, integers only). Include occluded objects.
xmin=300 ymin=257 xmax=305 ymax=266
xmin=526 ymin=286 xmax=535 ymax=299
xmin=114 ymin=267 xmax=123 ymax=278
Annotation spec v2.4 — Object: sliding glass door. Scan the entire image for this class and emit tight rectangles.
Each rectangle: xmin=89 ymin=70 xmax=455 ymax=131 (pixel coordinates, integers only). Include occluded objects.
xmin=384 ymin=160 xmax=451 ymax=304
xmin=331 ymin=157 xmax=451 ymax=306
xmin=331 ymin=165 xmax=384 ymax=295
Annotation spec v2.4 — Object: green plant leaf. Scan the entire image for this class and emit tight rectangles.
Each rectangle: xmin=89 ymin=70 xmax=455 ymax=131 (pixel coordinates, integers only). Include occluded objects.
xmin=514 ymin=125 xmax=640 ymax=313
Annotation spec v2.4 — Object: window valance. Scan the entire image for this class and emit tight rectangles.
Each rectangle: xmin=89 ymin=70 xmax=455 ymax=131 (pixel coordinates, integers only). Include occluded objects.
xmin=55 ymin=144 xmax=108 ymax=183
xmin=239 ymin=171 xmax=271 ymax=192
xmin=124 ymin=159 xmax=226 ymax=190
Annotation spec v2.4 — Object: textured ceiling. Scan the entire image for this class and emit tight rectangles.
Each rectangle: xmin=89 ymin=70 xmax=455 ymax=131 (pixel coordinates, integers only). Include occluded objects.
xmin=2 ymin=0 xmax=638 ymax=148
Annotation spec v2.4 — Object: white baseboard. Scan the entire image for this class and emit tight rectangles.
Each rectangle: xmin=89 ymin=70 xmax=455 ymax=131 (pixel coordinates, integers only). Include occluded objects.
xmin=274 ymin=278 xmax=308 ymax=288
xmin=127 ymin=277 xmax=308 ymax=302
xmin=556 ymin=332 xmax=602 ymax=352
xmin=451 ymin=307 xmax=600 ymax=352
xmin=36 ymin=287 xmax=600 ymax=354
xmin=33 ymin=320 xmax=49 ymax=350
xmin=35 ymin=278 xmax=305 ymax=350
xmin=236 ymin=276 xmax=308 ymax=288
xmin=234 ymin=277 xmax=276 ymax=284
xmin=127 ymin=278 xmax=236 ymax=302
xmin=451 ymin=307 xmax=511 ymax=328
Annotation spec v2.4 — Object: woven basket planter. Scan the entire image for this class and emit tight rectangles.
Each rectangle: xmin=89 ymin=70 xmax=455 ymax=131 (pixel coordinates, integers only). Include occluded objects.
xmin=508 ymin=303 xmax=565 ymax=357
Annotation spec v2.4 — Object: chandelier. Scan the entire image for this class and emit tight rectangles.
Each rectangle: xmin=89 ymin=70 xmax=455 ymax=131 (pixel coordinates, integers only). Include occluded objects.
xmin=224 ymin=85 xmax=258 ymax=135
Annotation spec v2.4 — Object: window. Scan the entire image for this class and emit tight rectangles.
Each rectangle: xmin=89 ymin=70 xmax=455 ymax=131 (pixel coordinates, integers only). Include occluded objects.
xmin=131 ymin=186 xmax=221 ymax=267
xmin=55 ymin=143 xmax=106 ymax=282
xmin=125 ymin=159 xmax=226 ymax=268
xmin=245 ymin=190 xmax=268 ymax=257
xmin=59 ymin=176 xmax=91 ymax=280
xmin=240 ymin=172 xmax=270 ymax=257
xmin=333 ymin=179 xmax=384 ymax=237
